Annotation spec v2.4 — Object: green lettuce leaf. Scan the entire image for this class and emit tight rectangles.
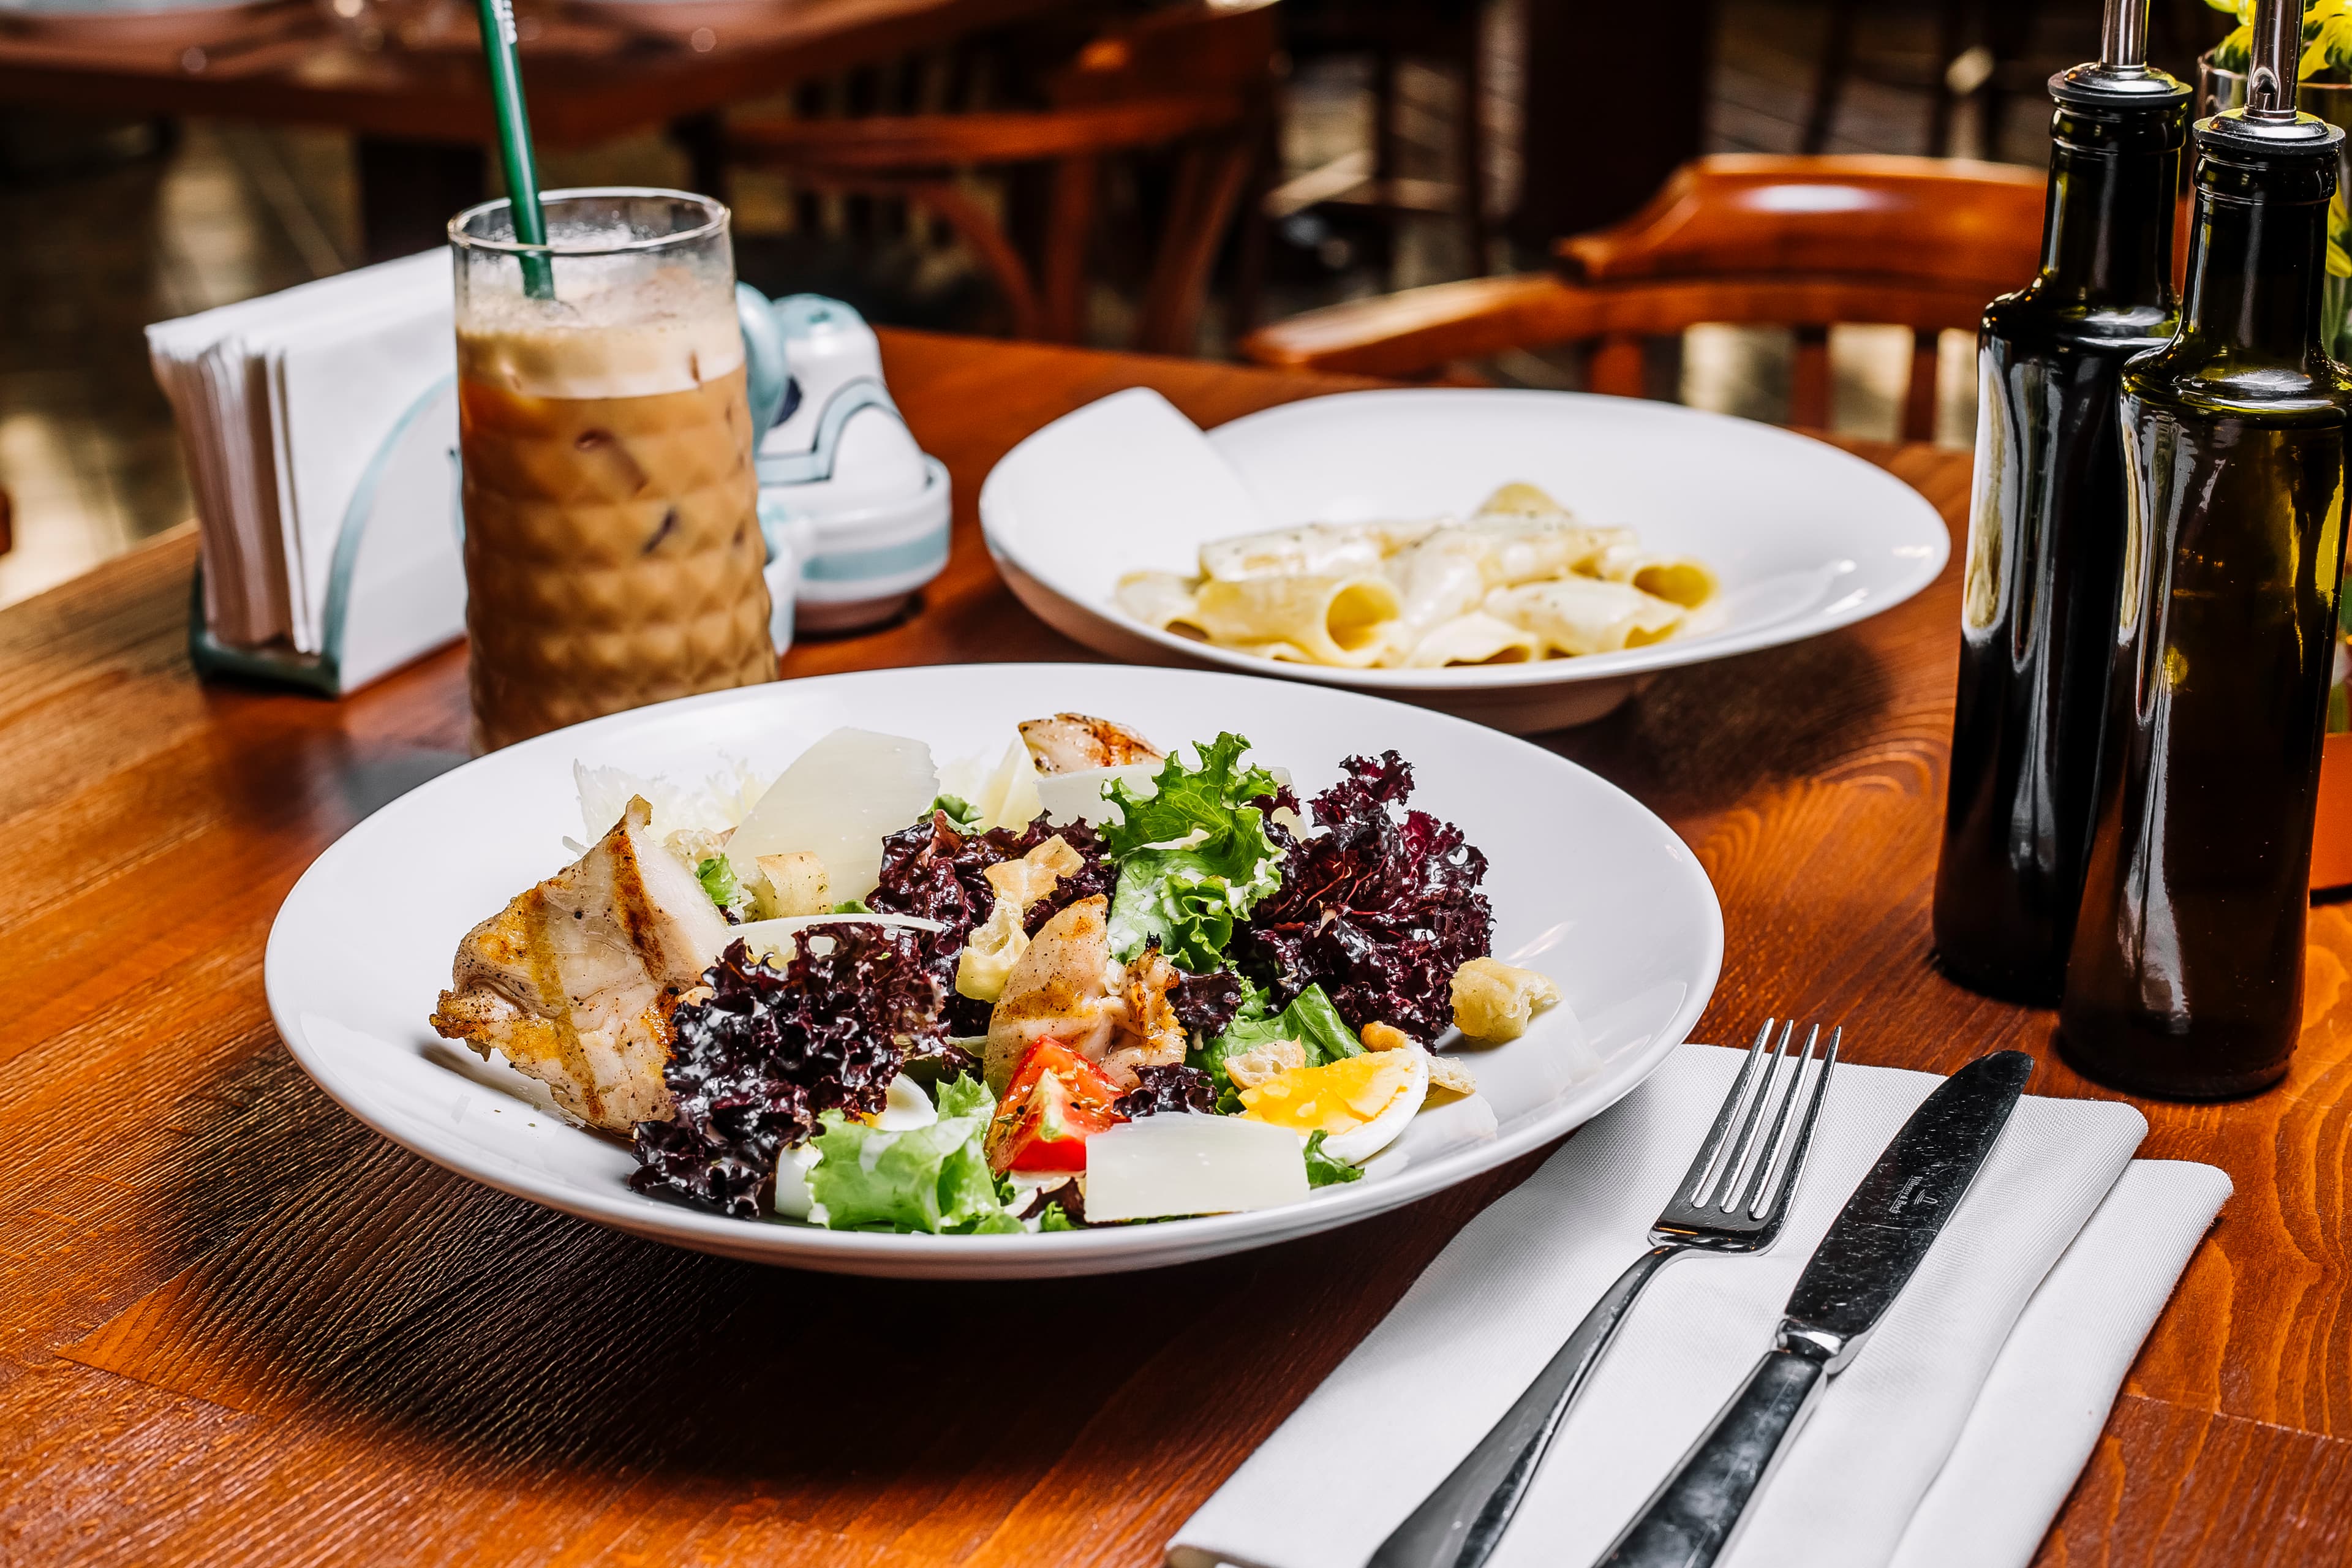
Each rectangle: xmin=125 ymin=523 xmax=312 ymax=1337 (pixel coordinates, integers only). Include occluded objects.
xmin=1304 ymin=1130 xmax=1362 ymax=1187
xmin=1191 ymin=982 xmax=1363 ymax=1110
xmin=1038 ymin=1201 xmax=1079 ymax=1231
xmin=930 ymin=793 xmax=986 ymax=834
xmin=935 ymin=1072 xmax=994 ymax=1119
xmin=1102 ymin=734 xmax=1286 ymax=968
xmin=696 ymin=856 xmax=742 ymax=913
xmin=807 ymin=1074 xmax=1014 ymax=1233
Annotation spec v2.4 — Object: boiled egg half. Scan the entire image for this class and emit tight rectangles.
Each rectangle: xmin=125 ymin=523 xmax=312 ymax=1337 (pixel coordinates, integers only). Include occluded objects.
xmin=1235 ymin=1044 xmax=1429 ymax=1164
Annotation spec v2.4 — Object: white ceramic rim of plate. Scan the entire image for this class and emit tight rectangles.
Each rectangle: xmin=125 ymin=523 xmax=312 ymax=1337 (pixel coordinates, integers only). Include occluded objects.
xmin=978 ymin=387 xmax=1951 ymax=693
xmin=265 ymin=663 xmax=1721 ymax=1273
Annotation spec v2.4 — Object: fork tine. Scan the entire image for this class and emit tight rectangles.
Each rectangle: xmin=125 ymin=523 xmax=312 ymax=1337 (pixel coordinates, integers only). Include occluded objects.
xmin=1732 ymin=1024 xmax=1818 ymax=1217
xmin=1707 ymin=1018 xmax=1798 ymax=1210
xmin=1676 ymin=1019 xmax=1776 ymax=1208
xmin=1748 ymin=1025 xmax=1841 ymax=1221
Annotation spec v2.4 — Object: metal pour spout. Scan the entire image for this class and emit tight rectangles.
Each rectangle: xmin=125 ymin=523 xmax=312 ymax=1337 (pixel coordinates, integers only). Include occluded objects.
xmin=2099 ymin=0 xmax=2147 ymax=72
xmin=2247 ymin=0 xmax=2300 ymax=120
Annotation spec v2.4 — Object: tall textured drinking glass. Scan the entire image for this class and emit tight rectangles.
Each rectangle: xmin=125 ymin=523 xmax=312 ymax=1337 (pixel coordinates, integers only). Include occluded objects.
xmin=450 ymin=187 xmax=775 ymax=753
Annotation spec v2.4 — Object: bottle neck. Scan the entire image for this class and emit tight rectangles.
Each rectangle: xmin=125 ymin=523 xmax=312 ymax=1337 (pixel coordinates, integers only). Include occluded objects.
xmin=2037 ymin=101 xmax=2185 ymax=308
xmin=2180 ymin=151 xmax=2334 ymax=359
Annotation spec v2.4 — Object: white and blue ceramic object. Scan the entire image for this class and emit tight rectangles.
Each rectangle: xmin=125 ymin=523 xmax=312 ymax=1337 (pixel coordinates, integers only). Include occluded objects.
xmin=753 ymin=295 xmax=951 ymax=635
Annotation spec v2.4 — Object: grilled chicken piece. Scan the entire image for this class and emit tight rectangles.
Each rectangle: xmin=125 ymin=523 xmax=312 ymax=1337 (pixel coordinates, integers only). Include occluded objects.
xmin=431 ymin=796 xmax=729 ymax=1131
xmin=1018 ymin=714 xmax=1164 ymax=775
xmin=1106 ymin=943 xmax=1187 ymax=1085
xmin=984 ymin=895 xmax=1121 ymax=1090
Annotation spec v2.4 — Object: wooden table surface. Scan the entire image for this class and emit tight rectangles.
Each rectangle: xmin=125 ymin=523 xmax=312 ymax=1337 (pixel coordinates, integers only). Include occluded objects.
xmin=6 ymin=330 xmax=2348 ymax=1566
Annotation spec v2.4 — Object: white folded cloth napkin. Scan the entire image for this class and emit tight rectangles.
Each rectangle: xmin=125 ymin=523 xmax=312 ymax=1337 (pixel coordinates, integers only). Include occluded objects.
xmin=1169 ymin=1042 xmax=2230 ymax=1568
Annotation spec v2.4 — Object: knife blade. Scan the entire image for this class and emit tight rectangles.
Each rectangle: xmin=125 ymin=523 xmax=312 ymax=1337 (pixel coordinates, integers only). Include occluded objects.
xmin=1593 ymin=1049 xmax=2033 ymax=1568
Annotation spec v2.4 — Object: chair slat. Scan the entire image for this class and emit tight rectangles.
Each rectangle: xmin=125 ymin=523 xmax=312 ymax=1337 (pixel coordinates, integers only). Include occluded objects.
xmin=1902 ymin=328 xmax=1940 ymax=443
xmin=1589 ymin=334 xmax=1646 ymax=399
xmin=1792 ymin=325 xmax=1831 ymax=428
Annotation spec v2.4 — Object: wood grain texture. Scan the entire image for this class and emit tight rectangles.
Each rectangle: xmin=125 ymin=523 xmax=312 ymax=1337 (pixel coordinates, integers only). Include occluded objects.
xmin=0 ymin=329 xmax=2334 ymax=1567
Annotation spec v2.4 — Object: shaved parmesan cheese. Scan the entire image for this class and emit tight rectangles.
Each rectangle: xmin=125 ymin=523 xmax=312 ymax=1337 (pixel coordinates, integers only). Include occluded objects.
xmin=972 ymin=736 xmax=1044 ymax=830
xmin=1036 ymin=763 xmax=1159 ymax=826
xmin=1082 ymin=1114 xmax=1310 ymax=1222
xmin=727 ymin=728 xmax=938 ymax=900
xmin=575 ymin=756 xmax=770 ymax=843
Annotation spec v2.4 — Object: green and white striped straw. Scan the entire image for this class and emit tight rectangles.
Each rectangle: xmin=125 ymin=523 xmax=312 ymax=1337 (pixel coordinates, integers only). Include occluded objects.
xmin=475 ymin=0 xmax=553 ymax=299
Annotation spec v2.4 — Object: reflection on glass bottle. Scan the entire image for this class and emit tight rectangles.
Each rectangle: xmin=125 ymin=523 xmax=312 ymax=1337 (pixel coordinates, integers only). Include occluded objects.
xmin=2059 ymin=62 xmax=2352 ymax=1098
xmin=1934 ymin=43 xmax=2189 ymax=1005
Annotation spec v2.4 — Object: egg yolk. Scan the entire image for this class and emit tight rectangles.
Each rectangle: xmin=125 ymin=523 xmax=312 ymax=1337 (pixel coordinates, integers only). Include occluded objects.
xmin=1237 ymin=1053 xmax=1414 ymax=1134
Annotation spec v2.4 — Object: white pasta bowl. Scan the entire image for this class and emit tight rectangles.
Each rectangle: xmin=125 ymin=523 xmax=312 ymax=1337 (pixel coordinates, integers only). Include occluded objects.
xmin=266 ymin=663 xmax=1721 ymax=1280
xmin=978 ymin=388 xmax=1951 ymax=733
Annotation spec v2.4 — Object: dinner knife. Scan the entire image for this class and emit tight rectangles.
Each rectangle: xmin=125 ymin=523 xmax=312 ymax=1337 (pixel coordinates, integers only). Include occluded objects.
xmin=1592 ymin=1049 xmax=2034 ymax=1568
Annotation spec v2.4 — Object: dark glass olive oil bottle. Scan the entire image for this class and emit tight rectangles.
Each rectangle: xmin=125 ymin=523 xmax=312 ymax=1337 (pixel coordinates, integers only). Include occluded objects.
xmin=2059 ymin=0 xmax=2352 ymax=1098
xmin=1934 ymin=0 xmax=2188 ymax=1004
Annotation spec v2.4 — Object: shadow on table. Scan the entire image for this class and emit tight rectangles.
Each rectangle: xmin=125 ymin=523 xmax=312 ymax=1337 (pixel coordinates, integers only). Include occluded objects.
xmin=1550 ymin=623 xmax=1902 ymax=820
xmin=78 ymin=1048 xmax=1539 ymax=1544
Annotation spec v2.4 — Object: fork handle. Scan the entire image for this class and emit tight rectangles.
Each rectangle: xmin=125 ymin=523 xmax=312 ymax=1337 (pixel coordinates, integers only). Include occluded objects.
xmin=1366 ymin=1244 xmax=1681 ymax=1568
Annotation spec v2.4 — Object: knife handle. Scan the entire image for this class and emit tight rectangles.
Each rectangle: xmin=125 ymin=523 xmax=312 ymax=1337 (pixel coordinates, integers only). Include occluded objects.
xmin=1368 ymin=1245 xmax=1681 ymax=1568
xmin=1592 ymin=1338 xmax=1831 ymax=1568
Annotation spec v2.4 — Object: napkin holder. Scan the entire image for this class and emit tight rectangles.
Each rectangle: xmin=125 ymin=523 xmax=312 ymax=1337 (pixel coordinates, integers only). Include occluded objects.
xmin=188 ymin=294 xmax=846 ymax=696
xmin=188 ymin=376 xmax=467 ymax=698
xmin=755 ymin=294 xmax=951 ymax=633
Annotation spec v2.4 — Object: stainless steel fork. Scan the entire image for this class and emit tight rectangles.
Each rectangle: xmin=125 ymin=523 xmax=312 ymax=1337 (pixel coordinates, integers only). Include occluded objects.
xmin=1368 ymin=1020 xmax=1842 ymax=1568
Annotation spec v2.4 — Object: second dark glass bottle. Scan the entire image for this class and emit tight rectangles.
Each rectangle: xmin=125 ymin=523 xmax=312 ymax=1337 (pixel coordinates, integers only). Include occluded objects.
xmin=2059 ymin=10 xmax=2352 ymax=1098
xmin=1933 ymin=20 xmax=2188 ymax=1005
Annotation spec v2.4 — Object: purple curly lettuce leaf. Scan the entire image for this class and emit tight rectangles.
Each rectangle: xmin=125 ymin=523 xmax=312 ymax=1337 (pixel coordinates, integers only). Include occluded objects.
xmin=1014 ymin=1177 xmax=1089 ymax=1227
xmin=630 ymin=925 xmax=946 ymax=1218
xmin=1237 ymin=750 xmax=1493 ymax=1042
xmin=1167 ymin=966 xmax=1246 ymax=1038
xmin=1111 ymin=1063 xmax=1218 ymax=1118
xmin=868 ymin=809 xmax=1117 ymax=1034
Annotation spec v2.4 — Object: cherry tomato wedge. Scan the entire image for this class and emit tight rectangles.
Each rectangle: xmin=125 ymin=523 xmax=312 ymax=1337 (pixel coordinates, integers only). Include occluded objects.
xmin=987 ymin=1040 xmax=1127 ymax=1175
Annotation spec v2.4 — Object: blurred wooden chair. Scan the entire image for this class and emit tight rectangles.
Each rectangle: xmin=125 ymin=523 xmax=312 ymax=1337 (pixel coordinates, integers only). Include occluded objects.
xmin=1276 ymin=0 xmax=1491 ymax=274
xmin=1240 ymin=153 xmax=2046 ymax=440
xmin=726 ymin=0 xmax=1279 ymax=355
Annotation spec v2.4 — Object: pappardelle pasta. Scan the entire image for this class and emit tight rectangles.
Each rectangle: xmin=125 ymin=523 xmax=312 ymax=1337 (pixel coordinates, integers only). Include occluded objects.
xmin=1116 ymin=482 xmax=1718 ymax=670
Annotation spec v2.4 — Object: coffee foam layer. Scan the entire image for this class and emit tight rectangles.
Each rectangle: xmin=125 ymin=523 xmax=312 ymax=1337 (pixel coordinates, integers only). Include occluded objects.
xmin=457 ymin=267 xmax=744 ymax=399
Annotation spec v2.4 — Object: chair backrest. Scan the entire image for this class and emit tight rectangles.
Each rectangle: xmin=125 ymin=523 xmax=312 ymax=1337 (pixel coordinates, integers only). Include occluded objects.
xmin=1048 ymin=0 xmax=1281 ymax=108
xmin=724 ymin=0 xmax=1278 ymax=353
xmin=1561 ymin=154 xmax=2043 ymax=296
xmin=1241 ymin=153 xmax=2052 ymax=439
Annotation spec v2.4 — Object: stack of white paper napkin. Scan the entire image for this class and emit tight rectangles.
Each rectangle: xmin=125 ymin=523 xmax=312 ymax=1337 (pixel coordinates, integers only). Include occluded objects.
xmin=148 ymin=252 xmax=459 ymax=682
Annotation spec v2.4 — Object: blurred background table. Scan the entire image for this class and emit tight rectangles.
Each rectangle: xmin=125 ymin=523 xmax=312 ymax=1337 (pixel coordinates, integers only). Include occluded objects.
xmin=4 ymin=329 xmax=2350 ymax=1566
xmin=0 ymin=0 xmax=1095 ymax=258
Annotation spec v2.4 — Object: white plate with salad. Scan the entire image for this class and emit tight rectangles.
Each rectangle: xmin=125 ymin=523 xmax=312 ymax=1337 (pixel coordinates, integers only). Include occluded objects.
xmin=266 ymin=663 xmax=1721 ymax=1278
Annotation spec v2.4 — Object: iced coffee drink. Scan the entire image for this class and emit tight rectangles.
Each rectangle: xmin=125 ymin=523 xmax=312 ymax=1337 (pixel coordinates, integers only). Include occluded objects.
xmin=450 ymin=190 xmax=775 ymax=752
